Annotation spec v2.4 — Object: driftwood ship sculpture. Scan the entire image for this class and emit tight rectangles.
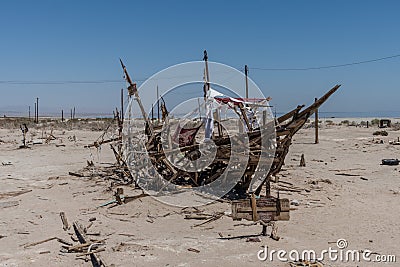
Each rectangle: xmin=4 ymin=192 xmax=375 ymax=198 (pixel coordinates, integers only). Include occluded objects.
xmin=118 ymin=51 xmax=340 ymax=235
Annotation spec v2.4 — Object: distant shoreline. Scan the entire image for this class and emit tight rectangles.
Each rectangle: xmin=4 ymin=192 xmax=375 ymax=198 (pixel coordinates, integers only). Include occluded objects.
xmin=2 ymin=110 xmax=400 ymax=120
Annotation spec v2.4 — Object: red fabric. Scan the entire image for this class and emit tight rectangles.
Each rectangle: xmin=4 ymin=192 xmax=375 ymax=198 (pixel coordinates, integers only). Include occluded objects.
xmin=172 ymin=125 xmax=201 ymax=146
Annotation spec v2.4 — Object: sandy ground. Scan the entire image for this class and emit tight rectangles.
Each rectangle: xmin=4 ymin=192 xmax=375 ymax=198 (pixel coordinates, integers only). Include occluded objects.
xmin=0 ymin=123 xmax=399 ymax=267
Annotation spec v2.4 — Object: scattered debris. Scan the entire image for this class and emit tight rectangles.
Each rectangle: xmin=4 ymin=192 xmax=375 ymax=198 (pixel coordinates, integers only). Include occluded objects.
xmin=378 ymin=119 xmax=391 ymax=128
xmin=335 ymin=173 xmax=361 ymax=177
xmin=192 ymin=212 xmax=224 ymax=228
xmin=289 ymin=260 xmax=324 ymax=267
xmin=290 ymin=199 xmax=300 ymax=206
xmin=68 ymin=172 xmax=84 ymax=177
xmin=185 ymin=214 xmax=212 ymax=220
xmin=72 ymin=221 xmax=108 ymax=266
xmin=246 ymin=237 xmax=261 ymax=242
xmin=373 ymin=130 xmax=388 ymax=136
xmin=187 ymin=248 xmax=201 ymax=253
xmin=382 ymin=159 xmax=399 ymax=166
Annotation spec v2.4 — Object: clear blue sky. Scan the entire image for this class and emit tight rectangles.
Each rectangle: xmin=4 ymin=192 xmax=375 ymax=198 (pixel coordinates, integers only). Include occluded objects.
xmin=1 ymin=0 xmax=399 ymax=116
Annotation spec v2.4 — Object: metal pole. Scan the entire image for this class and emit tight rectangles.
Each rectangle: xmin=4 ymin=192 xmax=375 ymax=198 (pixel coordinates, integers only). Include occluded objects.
xmin=61 ymin=110 xmax=64 ymax=122
xmin=73 ymin=107 xmax=75 ymax=119
xmin=315 ymin=98 xmax=319 ymax=144
xmin=245 ymin=65 xmax=249 ymax=99
xmin=28 ymin=106 xmax=31 ymax=121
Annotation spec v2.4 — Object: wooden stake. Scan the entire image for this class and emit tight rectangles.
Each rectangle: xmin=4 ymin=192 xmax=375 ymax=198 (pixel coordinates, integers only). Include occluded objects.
xmin=203 ymin=50 xmax=210 ymax=91
xmin=34 ymin=102 xmax=37 ymax=123
xmin=300 ymin=153 xmax=306 ymax=167
xmin=245 ymin=65 xmax=249 ymax=99
xmin=60 ymin=211 xmax=70 ymax=231
xmin=36 ymin=97 xmax=39 ymax=123
xmin=250 ymin=193 xmax=258 ymax=221
xmin=314 ymin=98 xmax=319 ymax=144
xmin=121 ymin=88 xmax=124 ymax=121
xmin=262 ymin=110 xmax=267 ymax=126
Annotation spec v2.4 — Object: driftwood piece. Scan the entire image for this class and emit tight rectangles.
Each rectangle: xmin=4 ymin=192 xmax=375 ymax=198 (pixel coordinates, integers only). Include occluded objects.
xmin=73 ymin=221 xmax=107 ymax=267
xmin=0 ymin=189 xmax=32 ymax=200
xmin=23 ymin=237 xmax=72 ymax=249
xmin=23 ymin=237 xmax=58 ymax=248
xmin=185 ymin=214 xmax=211 ymax=220
xmin=192 ymin=213 xmax=224 ymax=227
xmin=60 ymin=212 xmax=70 ymax=231
xmin=84 ymin=137 xmax=121 ymax=148
xmin=68 ymin=172 xmax=84 ymax=177
xmin=335 ymin=173 xmax=361 ymax=177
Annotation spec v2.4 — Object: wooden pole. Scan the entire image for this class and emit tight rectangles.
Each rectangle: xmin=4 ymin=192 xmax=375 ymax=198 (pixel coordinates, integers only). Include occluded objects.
xmin=203 ymin=50 xmax=210 ymax=98
xmin=34 ymin=102 xmax=37 ymax=123
xmin=61 ymin=110 xmax=64 ymax=122
xmin=315 ymin=98 xmax=319 ymax=144
xmin=70 ymin=109 xmax=73 ymax=120
xmin=157 ymin=85 xmax=160 ymax=122
xmin=151 ymin=104 xmax=154 ymax=121
xmin=73 ymin=107 xmax=75 ymax=119
xmin=245 ymin=65 xmax=249 ymax=99
xmin=119 ymin=59 xmax=154 ymax=137
xmin=36 ymin=97 xmax=39 ymax=123
xmin=198 ymin=98 xmax=201 ymax=119
xmin=28 ymin=106 xmax=31 ymax=121
xmin=121 ymin=88 xmax=124 ymax=121
xmin=262 ymin=110 xmax=267 ymax=126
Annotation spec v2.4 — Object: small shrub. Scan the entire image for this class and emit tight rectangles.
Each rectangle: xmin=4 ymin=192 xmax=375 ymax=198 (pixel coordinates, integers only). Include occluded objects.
xmin=371 ymin=119 xmax=379 ymax=125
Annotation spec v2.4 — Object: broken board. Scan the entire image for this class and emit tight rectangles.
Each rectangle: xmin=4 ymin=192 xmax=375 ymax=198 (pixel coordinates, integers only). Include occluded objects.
xmin=231 ymin=197 xmax=290 ymax=222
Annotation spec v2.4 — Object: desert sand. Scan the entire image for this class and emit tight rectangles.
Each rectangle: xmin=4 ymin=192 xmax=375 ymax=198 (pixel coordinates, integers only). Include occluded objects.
xmin=0 ymin=120 xmax=399 ymax=267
